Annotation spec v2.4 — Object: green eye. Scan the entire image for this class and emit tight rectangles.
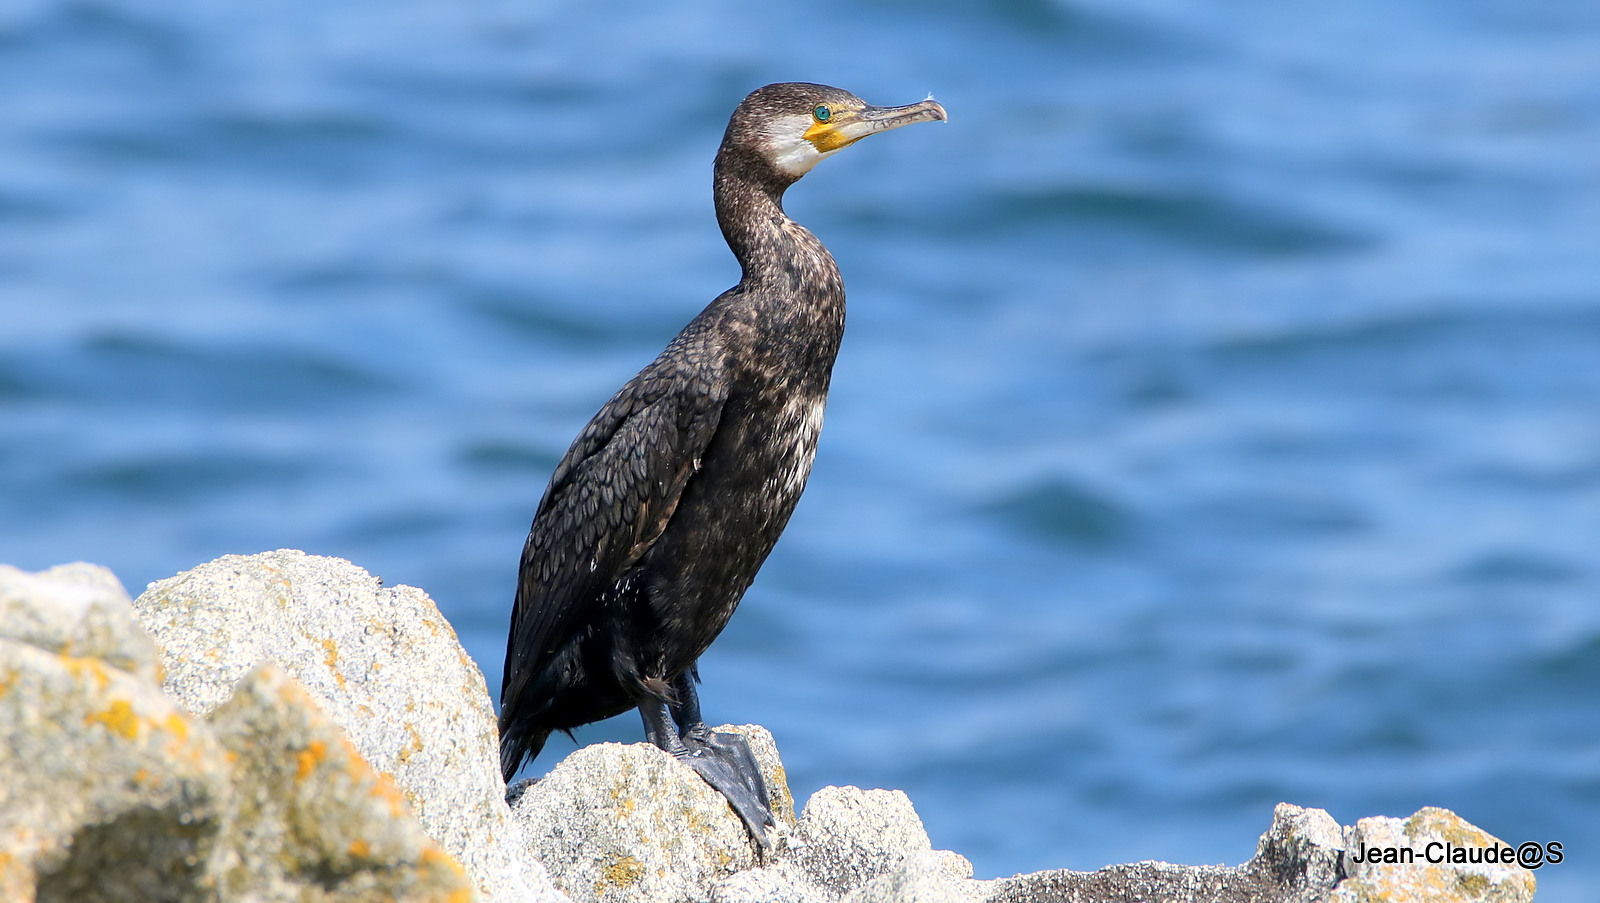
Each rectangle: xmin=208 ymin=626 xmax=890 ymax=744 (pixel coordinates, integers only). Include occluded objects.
xmin=813 ymin=104 xmax=832 ymax=123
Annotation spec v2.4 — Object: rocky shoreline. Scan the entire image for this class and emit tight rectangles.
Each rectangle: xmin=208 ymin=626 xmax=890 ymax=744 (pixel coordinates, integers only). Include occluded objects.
xmin=1 ymin=550 xmax=1533 ymax=902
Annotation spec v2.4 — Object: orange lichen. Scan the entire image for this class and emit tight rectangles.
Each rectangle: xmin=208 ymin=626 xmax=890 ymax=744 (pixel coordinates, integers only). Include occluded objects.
xmin=296 ymin=740 xmax=328 ymax=781
xmin=85 ymin=699 xmax=140 ymax=739
xmin=322 ymin=639 xmax=346 ymax=690
xmin=348 ymin=839 xmax=371 ymax=858
xmin=421 ymin=846 xmax=468 ymax=881
xmin=63 ymin=656 xmax=112 ymax=691
xmin=369 ymin=772 xmax=409 ymax=818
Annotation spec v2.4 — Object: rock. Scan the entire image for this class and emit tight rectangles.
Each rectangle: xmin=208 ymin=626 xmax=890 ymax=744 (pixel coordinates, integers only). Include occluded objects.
xmin=0 ymin=562 xmax=162 ymax=683
xmin=1 ymin=560 xmax=489 ymax=903
xmin=205 ymin=662 xmax=477 ymax=901
xmin=985 ymin=803 xmax=1529 ymax=903
xmin=511 ymin=741 xmax=761 ymax=903
xmin=508 ymin=732 xmax=974 ymax=903
xmin=712 ymin=863 xmax=835 ymax=903
xmin=0 ymin=563 xmax=228 ymax=903
xmin=690 ymin=847 xmax=979 ymax=903
xmin=133 ymin=550 xmax=561 ymax=903
xmin=984 ymin=860 xmax=1282 ymax=903
xmin=983 ymin=803 xmax=1344 ymax=903
xmin=929 ymin=850 xmax=975 ymax=881
xmin=1246 ymin=803 xmax=1347 ymax=901
xmin=842 ymin=860 xmax=986 ymax=903
xmin=3 ymin=555 xmax=1534 ymax=903
xmin=1333 ymin=807 xmax=1534 ymax=903
xmin=789 ymin=787 xmax=939 ymax=896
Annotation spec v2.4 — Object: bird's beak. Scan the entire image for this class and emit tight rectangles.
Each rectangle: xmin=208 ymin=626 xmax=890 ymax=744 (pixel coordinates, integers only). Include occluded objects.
xmin=804 ymin=98 xmax=948 ymax=154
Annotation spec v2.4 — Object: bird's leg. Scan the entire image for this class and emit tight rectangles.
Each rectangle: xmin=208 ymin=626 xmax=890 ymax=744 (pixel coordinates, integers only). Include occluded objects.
xmin=666 ymin=668 xmax=706 ymax=738
xmin=640 ymin=697 xmax=689 ymax=753
xmin=636 ymin=677 xmax=774 ymax=849
xmin=667 ymin=671 xmax=771 ymax=812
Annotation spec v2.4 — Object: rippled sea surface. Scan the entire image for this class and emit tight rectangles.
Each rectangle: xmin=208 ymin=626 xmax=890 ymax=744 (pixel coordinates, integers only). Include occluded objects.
xmin=4 ymin=0 xmax=1598 ymax=896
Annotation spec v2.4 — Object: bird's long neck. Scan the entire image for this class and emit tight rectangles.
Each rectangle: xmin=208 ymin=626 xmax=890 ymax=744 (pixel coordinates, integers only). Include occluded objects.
xmin=712 ymin=156 xmax=840 ymax=293
xmin=710 ymin=150 xmax=845 ymax=389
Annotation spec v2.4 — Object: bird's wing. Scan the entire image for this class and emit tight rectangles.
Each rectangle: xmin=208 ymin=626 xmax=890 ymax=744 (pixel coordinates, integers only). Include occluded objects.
xmin=501 ymin=357 xmax=727 ymax=709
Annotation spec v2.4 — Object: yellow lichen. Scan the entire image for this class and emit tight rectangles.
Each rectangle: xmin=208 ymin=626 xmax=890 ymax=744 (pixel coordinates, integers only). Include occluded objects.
xmin=398 ymin=722 xmax=425 ymax=764
xmin=1412 ymin=807 xmax=1509 ymax=855
xmin=598 ymin=855 xmax=646 ymax=890
xmin=164 ymin=713 xmax=189 ymax=741
xmin=63 ymin=656 xmax=112 ymax=691
xmin=85 ymin=699 xmax=140 ymax=739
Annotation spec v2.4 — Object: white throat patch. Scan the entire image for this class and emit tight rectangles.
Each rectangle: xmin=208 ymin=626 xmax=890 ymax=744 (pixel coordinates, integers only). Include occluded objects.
xmin=762 ymin=113 xmax=837 ymax=178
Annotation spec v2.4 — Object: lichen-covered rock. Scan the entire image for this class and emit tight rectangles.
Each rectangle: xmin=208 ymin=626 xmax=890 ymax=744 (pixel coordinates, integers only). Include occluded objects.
xmin=1333 ymin=807 xmax=1534 ymax=903
xmin=0 ymin=563 xmax=227 ymax=903
xmin=5 ymin=555 xmax=1533 ymax=903
xmin=512 ymin=733 xmax=979 ymax=903
xmin=985 ymin=803 xmax=1529 ymax=903
xmin=511 ymin=741 xmax=761 ymax=903
xmin=0 ymin=562 xmax=162 ymax=683
xmin=133 ymin=550 xmax=560 ymax=903
xmin=205 ymin=663 xmax=477 ymax=902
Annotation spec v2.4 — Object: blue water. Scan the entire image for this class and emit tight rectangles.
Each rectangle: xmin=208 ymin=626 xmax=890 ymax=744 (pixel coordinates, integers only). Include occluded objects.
xmin=4 ymin=0 xmax=1598 ymax=897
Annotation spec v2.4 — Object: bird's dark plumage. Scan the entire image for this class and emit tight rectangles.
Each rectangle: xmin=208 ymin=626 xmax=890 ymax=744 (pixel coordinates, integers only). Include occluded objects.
xmin=498 ymin=83 xmax=945 ymax=839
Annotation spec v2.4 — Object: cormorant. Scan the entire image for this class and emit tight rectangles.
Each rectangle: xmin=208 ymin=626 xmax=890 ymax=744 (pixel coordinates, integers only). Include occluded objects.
xmin=499 ymin=82 xmax=946 ymax=844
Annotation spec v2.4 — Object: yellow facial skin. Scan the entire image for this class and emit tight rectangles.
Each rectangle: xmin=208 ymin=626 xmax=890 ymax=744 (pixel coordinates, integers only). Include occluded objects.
xmin=803 ymin=98 xmax=948 ymax=154
xmin=804 ymin=107 xmax=864 ymax=153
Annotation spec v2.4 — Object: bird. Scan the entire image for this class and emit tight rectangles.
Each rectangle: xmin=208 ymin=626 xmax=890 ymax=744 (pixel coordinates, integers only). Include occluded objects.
xmin=498 ymin=82 xmax=946 ymax=844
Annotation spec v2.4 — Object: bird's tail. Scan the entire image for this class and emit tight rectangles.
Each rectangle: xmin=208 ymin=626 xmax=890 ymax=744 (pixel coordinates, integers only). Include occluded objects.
xmin=499 ymin=720 xmax=552 ymax=784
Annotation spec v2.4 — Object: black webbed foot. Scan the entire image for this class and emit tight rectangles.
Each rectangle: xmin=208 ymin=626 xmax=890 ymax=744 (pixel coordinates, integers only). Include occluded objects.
xmin=641 ymin=694 xmax=776 ymax=851
xmin=675 ymin=729 xmax=775 ymax=849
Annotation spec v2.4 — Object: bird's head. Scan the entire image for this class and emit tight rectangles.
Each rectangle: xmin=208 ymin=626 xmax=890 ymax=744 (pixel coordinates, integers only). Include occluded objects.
xmin=722 ymin=82 xmax=947 ymax=184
